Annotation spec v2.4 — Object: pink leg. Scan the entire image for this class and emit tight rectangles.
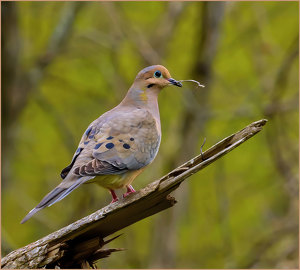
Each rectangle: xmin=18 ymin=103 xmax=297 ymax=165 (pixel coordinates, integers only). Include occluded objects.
xmin=110 ymin=189 xmax=118 ymax=203
xmin=123 ymin=185 xmax=136 ymax=198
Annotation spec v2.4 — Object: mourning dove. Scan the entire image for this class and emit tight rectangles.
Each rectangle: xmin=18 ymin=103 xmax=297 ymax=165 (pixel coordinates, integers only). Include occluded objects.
xmin=21 ymin=65 xmax=182 ymax=223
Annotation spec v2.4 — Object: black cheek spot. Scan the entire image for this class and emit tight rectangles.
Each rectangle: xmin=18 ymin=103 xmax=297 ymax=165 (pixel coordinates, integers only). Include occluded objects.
xmin=106 ymin=143 xmax=115 ymax=149
xmin=106 ymin=136 xmax=114 ymax=140
xmin=130 ymin=138 xmax=134 ymax=141
xmin=94 ymin=143 xmax=103 ymax=149
xmin=123 ymin=143 xmax=130 ymax=149
xmin=147 ymin=84 xmax=154 ymax=88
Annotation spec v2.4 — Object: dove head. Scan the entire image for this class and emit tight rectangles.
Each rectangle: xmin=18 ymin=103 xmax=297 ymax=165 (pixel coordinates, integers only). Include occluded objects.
xmin=134 ymin=65 xmax=182 ymax=90
xmin=121 ymin=65 xmax=181 ymax=110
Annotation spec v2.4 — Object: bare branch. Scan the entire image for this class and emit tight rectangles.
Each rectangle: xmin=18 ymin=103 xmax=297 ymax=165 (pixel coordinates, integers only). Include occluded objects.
xmin=1 ymin=1 xmax=21 ymax=127
xmin=3 ymin=2 xmax=84 ymax=127
xmin=2 ymin=1 xmax=85 ymax=189
xmin=29 ymin=2 xmax=84 ymax=87
xmin=263 ymin=35 xmax=299 ymax=198
xmin=150 ymin=3 xmax=226 ymax=266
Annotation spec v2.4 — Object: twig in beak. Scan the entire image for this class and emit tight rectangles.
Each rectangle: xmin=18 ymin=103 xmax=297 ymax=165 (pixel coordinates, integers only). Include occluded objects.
xmin=179 ymin=80 xmax=205 ymax=88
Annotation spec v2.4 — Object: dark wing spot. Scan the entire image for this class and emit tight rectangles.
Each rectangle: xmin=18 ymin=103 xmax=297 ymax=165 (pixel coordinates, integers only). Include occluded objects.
xmin=75 ymin=147 xmax=82 ymax=154
xmin=123 ymin=143 xmax=130 ymax=149
xmin=130 ymin=138 xmax=134 ymax=141
xmin=61 ymin=165 xmax=72 ymax=179
xmin=119 ymin=139 xmax=123 ymax=142
xmin=90 ymin=129 xmax=96 ymax=136
xmin=84 ymin=141 xmax=89 ymax=145
xmin=94 ymin=143 xmax=103 ymax=149
xmin=106 ymin=136 xmax=114 ymax=140
xmin=89 ymin=135 xmax=94 ymax=139
xmin=85 ymin=127 xmax=92 ymax=136
xmin=106 ymin=143 xmax=114 ymax=149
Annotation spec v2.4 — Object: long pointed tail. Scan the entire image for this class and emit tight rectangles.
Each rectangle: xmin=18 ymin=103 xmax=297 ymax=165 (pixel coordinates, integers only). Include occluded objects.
xmin=21 ymin=177 xmax=92 ymax=224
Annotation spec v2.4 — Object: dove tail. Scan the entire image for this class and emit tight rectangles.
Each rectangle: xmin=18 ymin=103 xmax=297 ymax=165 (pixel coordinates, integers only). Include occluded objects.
xmin=21 ymin=177 xmax=91 ymax=224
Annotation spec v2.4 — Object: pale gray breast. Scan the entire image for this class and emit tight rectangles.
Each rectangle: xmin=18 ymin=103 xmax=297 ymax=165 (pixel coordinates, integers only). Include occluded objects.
xmin=132 ymin=113 xmax=161 ymax=167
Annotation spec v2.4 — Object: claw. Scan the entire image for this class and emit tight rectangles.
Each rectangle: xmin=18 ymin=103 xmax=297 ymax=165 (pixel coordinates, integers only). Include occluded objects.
xmin=123 ymin=185 xmax=136 ymax=198
xmin=110 ymin=198 xmax=118 ymax=203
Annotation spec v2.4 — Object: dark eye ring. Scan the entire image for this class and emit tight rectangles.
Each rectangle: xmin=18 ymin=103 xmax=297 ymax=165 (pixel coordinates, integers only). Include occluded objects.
xmin=154 ymin=70 xmax=162 ymax=78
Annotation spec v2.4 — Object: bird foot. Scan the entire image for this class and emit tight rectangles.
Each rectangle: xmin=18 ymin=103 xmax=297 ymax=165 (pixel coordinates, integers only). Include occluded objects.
xmin=110 ymin=198 xmax=119 ymax=204
xmin=123 ymin=185 xmax=136 ymax=198
xmin=109 ymin=189 xmax=119 ymax=203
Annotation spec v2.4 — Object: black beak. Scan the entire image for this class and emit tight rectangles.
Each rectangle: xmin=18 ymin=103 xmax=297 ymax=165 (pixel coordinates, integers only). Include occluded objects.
xmin=168 ymin=78 xmax=182 ymax=87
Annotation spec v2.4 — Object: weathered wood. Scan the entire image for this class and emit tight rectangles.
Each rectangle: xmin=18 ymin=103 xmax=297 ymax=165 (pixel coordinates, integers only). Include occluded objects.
xmin=1 ymin=119 xmax=267 ymax=269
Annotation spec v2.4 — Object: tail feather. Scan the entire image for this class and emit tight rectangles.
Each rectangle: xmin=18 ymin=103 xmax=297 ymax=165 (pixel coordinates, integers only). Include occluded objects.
xmin=20 ymin=207 xmax=42 ymax=224
xmin=21 ymin=177 xmax=92 ymax=224
xmin=48 ymin=181 xmax=83 ymax=207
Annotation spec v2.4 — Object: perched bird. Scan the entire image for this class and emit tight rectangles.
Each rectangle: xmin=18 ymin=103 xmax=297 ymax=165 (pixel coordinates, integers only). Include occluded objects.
xmin=21 ymin=65 xmax=182 ymax=224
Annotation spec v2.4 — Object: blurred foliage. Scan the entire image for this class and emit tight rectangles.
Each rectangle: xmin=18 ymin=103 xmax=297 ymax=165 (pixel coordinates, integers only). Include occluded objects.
xmin=2 ymin=1 xmax=298 ymax=269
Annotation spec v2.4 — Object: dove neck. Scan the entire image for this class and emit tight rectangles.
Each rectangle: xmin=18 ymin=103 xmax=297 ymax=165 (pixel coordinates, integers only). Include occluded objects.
xmin=120 ymin=86 xmax=161 ymax=123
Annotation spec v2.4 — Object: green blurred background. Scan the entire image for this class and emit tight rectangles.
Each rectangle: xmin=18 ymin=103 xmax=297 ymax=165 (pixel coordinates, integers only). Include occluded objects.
xmin=2 ymin=1 xmax=299 ymax=268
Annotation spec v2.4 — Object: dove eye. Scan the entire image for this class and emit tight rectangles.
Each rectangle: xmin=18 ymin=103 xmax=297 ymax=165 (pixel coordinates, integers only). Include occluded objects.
xmin=154 ymin=70 xmax=162 ymax=78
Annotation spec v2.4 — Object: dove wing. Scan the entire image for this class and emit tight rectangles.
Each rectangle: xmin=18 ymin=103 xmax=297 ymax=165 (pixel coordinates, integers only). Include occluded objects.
xmin=61 ymin=108 xmax=161 ymax=178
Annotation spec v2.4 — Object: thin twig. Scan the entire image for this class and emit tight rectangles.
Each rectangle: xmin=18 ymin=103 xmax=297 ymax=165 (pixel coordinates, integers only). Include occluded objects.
xmin=200 ymin=137 xmax=206 ymax=161
xmin=179 ymin=80 xmax=205 ymax=88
